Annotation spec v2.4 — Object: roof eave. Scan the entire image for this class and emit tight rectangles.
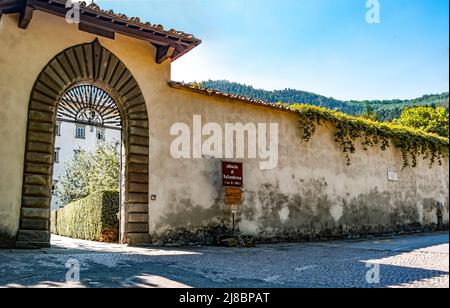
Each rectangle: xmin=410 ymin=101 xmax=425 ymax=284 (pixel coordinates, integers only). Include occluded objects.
xmin=0 ymin=0 xmax=202 ymax=63
xmin=168 ymin=81 xmax=295 ymax=114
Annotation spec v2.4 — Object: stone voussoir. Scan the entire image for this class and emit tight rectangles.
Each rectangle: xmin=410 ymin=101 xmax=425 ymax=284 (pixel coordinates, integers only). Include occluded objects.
xmin=20 ymin=218 xmax=49 ymax=231
xmin=128 ymin=104 xmax=148 ymax=115
xmin=24 ymin=174 xmax=51 ymax=186
xmin=128 ymin=182 xmax=149 ymax=193
xmin=23 ymin=184 xmax=51 ymax=197
xmin=129 ymin=136 xmax=149 ymax=147
xmin=31 ymin=91 xmax=58 ymax=105
xmin=24 ymin=163 xmax=52 ymax=175
xmin=129 ymin=153 xmax=149 ymax=164
xmin=22 ymin=196 xmax=51 ymax=208
xmin=27 ymin=141 xmax=53 ymax=154
xmin=30 ymin=100 xmax=57 ymax=113
xmin=128 ymin=213 xmax=149 ymax=223
xmin=127 ymin=203 xmax=149 ymax=213
xmin=127 ymin=193 xmax=149 ymax=204
xmin=21 ymin=207 xmax=51 ymax=220
xmin=128 ymin=112 xmax=149 ymax=121
xmin=128 ymin=173 xmax=149 ymax=184
xmin=129 ymin=145 xmax=149 ymax=156
xmin=28 ymin=110 xmax=54 ymax=123
xmin=28 ymin=121 xmax=55 ymax=133
xmin=127 ymin=233 xmax=150 ymax=245
xmin=129 ymin=120 xmax=149 ymax=129
xmin=26 ymin=152 xmax=53 ymax=165
xmin=129 ymin=126 xmax=149 ymax=137
xmin=129 ymin=163 xmax=149 ymax=174
xmin=27 ymin=131 xmax=54 ymax=144
xmin=127 ymin=223 xmax=149 ymax=233
xmin=16 ymin=230 xmax=50 ymax=243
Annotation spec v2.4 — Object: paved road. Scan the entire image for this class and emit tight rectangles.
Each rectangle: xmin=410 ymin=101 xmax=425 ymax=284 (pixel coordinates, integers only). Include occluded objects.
xmin=0 ymin=233 xmax=448 ymax=288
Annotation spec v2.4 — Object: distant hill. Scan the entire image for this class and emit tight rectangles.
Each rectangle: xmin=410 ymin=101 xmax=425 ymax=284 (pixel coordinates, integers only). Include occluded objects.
xmin=198 ymin=80 xmax=449 ymax=121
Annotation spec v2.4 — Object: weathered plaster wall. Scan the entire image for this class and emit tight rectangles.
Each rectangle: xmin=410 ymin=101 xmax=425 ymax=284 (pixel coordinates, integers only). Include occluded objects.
xmin=147 ymin=86 xmax=449 ymax=244
xmin=0 ymin=11 xmax=448 ymax=247
xmin=0 ymin=12 xmax=166 ymax=246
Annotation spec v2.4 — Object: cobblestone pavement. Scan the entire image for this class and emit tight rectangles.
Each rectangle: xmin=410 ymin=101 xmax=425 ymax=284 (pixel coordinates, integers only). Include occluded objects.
xmin=0 ymin=233 xmax=448 ymax=288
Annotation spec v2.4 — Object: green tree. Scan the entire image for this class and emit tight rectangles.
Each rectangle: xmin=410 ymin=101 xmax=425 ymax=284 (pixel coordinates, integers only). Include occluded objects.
xmin=361 ymin=102 xmax=378 ymax=121
xmin=394 ymin=106 xmax=449 ymax=138
xmin=56 ymin=143 xmax=120 ymax=205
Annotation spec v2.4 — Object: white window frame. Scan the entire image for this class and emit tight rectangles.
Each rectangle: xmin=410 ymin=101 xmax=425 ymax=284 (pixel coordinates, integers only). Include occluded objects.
xmin=55 ymin=122 xmax=61 ymax=136
xmin=97 ymin=128 xmax=105 ymax=141
xmin=52 ymin=180 xmax=58 ymax=195
xmin=54 ymin=147 xmax=60 ymax=163
xmin=75 ymin=126 xmax=86 ymax=139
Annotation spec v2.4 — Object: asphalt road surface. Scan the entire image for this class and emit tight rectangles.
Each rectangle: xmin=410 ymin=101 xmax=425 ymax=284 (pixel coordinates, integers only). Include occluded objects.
xmin=0 ymin=232 xmax=448 ymax=288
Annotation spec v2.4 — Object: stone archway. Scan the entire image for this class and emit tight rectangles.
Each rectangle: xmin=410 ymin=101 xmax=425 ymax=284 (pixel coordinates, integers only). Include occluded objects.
xmin=16 ymin=40 xmax=150 ymax=248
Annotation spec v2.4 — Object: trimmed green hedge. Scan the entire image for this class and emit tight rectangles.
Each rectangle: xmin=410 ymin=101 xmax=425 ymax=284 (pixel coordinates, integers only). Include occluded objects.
xmin=51 ymin=190 xmax=120 ymax=242
xmin=51 ymin=210 xmax=57 ymax=234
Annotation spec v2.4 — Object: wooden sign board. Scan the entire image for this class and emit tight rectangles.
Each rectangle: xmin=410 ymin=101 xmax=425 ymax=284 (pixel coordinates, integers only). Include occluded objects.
xmin=222 ymin=161 xmax=243 ymax=187
xmin=224 ymin=187 xmax=243 ymax=205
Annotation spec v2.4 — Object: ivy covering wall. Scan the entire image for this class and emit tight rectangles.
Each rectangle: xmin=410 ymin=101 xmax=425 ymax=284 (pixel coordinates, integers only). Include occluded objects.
xmin=282 ymin=104 xmax=449 ymax=168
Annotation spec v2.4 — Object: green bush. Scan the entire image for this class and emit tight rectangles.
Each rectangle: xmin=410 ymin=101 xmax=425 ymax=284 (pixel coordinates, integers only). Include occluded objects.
xmin=51 ymin=191 xmax=120 ymax=242
xmin=50 ymin=210 xmax=57 ymax=234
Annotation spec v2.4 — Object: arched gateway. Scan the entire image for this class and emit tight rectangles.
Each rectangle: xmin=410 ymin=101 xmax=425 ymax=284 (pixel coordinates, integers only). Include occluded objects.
xmin=17 ymin=40 xmax=150 ymax=248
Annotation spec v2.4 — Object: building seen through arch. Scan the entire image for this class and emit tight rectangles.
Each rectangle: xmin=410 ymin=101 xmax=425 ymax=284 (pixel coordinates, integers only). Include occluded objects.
xmin=52 ymin=84 xmax=122 ymax=210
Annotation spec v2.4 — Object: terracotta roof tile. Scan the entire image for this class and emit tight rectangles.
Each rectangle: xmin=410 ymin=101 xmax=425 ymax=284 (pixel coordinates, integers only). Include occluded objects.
xmin=1 ymin=0 xmax=201 ymax=61
xmin=77 ymin=1 xmax=200 ymax=43
xmin=168 ymin=81 xmax=296 ymax=114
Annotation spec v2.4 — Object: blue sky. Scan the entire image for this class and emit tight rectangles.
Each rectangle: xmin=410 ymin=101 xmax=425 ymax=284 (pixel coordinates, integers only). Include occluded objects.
xmin=96 ymin=0 xmax=449 ymax=101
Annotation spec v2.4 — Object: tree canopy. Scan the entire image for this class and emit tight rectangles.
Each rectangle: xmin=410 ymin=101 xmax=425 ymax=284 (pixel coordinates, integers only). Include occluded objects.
xmin=197 ymin=80 xmax=449 ymax=121
xmin=56 ymin=143 xmax=120 ymax=205
xmin=393 ymin=106 xmax=449 ymax=138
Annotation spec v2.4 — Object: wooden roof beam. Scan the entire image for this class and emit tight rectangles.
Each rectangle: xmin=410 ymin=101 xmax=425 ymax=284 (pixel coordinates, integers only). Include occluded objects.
xmin=19 ymin=4 xmax=33 ymax=29
xmin=33 ymin=0 xmax=190 ymax=47
xmin=154 ymin=44 xmax=176 ymax=64
xmin=0 ymin=0 xmax=21 ymax=11
xmin=1 ymin=0 xmax=201 ymax=63
xmin=79 ymin=22 xmax=115 ymax=40
xmin=0 ymin=0 xmax=24 ymax=22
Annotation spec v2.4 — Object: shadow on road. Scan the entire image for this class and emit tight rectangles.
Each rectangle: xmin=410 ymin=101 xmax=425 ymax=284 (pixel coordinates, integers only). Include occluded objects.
xmin=0 ymin=233 xmax=448 ymax=288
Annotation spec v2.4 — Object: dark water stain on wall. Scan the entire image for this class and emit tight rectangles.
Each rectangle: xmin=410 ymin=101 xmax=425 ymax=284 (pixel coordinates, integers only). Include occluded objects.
xmin=339 ymin=189 xmax=419 ymax=226
xmin=150 ymin=177 xmax=448 ymax=246
xmin=245 ymin=180 xmax=445 ymax=243
xmin=240 ymin=191 xmax=257 ymax=222
xmin=257 ymin=179 xmax=336 ymax=228
xmin=159 ymin=190 xmax=223 ymax=228
xmin=0 ymin=230 xmax=15 ymax=248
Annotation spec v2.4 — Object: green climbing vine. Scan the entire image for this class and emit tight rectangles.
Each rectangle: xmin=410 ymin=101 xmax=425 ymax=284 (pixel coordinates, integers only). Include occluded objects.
xmin=281 ymin=104 xmax=449 ymax=169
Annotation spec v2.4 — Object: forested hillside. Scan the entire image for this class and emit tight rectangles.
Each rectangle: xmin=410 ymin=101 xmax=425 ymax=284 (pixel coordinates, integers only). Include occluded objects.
xmin=198 ymin=80 xmax=449 ymax=121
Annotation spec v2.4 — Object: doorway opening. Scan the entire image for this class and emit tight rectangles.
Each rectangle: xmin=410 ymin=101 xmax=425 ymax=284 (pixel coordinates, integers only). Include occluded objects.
xmin=51 ymin=84 xmax=123 ymax=243
xmin=16 ymin=40 xmax=150 ymax=248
